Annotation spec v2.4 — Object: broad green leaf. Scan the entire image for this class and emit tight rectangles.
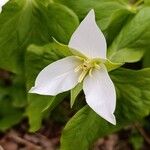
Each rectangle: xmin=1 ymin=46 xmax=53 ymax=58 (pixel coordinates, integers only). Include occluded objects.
xmin=26 ymin=95 xmax=55 ymax=132
xmin=108 ymin=48 xmax=145 ymax=63
xmin=61 ymin=106 xmax=120 ymax=150
xmin=25 ymin=43 xmax=68 ymax=131
xmin=70 ymin=83 xmax=83 ymax=108
xmin=56 ymin=0 xmax=135 ymax=44
xmin=108 ymin=7 xmax=150 ymax=63
xmin=0 ymin=0 xmax=79 ymax=73
xmin=61 ymin=68 xmax=150 ymax=150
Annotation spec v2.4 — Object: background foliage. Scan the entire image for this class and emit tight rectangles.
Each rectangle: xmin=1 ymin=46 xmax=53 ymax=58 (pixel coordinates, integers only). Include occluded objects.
xmin=0 ymin=0 xmax=150 ymax=149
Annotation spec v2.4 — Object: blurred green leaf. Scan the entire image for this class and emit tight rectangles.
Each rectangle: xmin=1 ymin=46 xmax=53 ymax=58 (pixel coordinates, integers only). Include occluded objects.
xmin=0 ymin=79 xmax=24 ymax=131
xmin=108 ymin=7 xmax=150 ymax=63
xmin=61 ymin=68 xmax=150 ymax=150
xmin=10 ymin=75 xmax=27 ymax=107
xmin=0 ymin=94 xmax=23 ymax=131
xmin=143 ymin=50 xmax=150 ymax=67
xmin=0 ymin=0 xmax=78 ymax=73
xmin=144 ymin=0 xmax=150 ymax=5
xmin=56 ymin=0 xmax=135 ymax=44
xmin=129 ymin=129 xmax=144 ymax=150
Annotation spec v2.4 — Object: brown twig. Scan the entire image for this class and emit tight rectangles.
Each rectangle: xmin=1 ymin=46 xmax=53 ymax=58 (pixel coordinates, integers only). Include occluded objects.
xmin=8 ymin=130 xmax=42 ymax=150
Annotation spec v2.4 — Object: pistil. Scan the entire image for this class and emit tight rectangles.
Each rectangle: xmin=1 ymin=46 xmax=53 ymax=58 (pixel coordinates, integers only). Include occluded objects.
xmin=74 ymin=58 xmax=101 ymax=83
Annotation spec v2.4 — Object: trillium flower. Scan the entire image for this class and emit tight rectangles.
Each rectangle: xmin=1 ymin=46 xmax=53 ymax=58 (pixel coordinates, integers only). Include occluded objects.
xmin=0 ymin=0 xmax=9 ymax=13
xmin=29 ymin=9 xmax=117 ymax=125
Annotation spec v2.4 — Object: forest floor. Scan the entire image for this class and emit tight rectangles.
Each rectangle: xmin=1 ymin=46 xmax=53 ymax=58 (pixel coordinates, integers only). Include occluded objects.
xmin=0 ymin=120 xmax=150 ymax=150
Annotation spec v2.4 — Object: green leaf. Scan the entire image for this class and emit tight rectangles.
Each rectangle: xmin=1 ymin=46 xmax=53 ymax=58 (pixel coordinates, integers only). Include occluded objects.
xmin=108 ymin=48 xmax=145 ymax=63
xmin=61 ymin=106 xmax=121 ymax=150
xmin=25 ymin=43 xmax=69 ymax=131
xmin=10 ymin=75 xmax=27 ymax=107
xmin=0 ymin=0 xmax=79 ymax=73
xmin=129 ymin=129 xmax=144 ymax=150
xmin=70 ymin=83 xmax=83 ymax=108
xmin=61 ymin=68 xmax=150 ymax=150
xmin=0 ymin=94 xmax=23 ymax=131
xmin=144 ymin=0 xmax=150 ymax=5
xmin=0 ymin=80 xmax=24 ymax=131
xmin=56 ymin=0 xmax=135 ymax=44
xmin=26 ymin=95 xmax=54 ymax=132
xmin=143 ymin=49 xmax=150 ymax=67
xmin=108 ymin=7 xmax=150 ymax=63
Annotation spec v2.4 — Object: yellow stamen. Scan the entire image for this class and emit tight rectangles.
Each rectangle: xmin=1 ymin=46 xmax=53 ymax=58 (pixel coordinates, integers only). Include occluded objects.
xmin=78 ymin=70 xmax=88 ymax=83
xmin=95 ymin=64 xmax=101 ymax=70
xmin=89 ymin=68 xmax=93 ymax=77
xmin=74 ymin=57 xmax=101 ymax=82
xmin=75 ymin=56 xmax=85 ymax=61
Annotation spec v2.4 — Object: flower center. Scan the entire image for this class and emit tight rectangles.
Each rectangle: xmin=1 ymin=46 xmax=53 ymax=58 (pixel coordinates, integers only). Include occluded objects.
xmin=75 ymin=57 xmax=101 ymax=83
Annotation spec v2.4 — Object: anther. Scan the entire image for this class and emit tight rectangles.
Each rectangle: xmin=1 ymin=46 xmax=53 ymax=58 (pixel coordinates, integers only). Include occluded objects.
xmin=89 ymin=68 xmax=93 ymax=77
xmin=74 ymin=64 xmax=82 ymax=72
xmin=95 ymin=64 xmax=100 ymax=70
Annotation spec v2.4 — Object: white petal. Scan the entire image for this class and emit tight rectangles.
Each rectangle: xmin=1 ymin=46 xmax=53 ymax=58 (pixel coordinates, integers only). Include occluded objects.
xmin=29 ymin=56 xmax=81 ymax=96
xmin=83 ymin=65 xmax=116 ymax=125
xmin=0 ymin=0 xmax=9 ymax=13
xmin=69 ymin=9 xmax=107 ymax=59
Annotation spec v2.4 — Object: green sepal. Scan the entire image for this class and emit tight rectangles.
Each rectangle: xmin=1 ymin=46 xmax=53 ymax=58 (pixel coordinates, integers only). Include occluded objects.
xmin=105 ymin=59 xmax=124 ymax=72
xmin=53 ymin=38 xmax=87 ymax=58
xmin=70 ymin=83 xmax=83 ymax=108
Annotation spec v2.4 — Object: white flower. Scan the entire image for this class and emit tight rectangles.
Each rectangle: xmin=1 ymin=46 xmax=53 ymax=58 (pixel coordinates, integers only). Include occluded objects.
xmin=29 ymin=9 xmax=116 ymax=125
xmin=0 ymin=0 xmax=9 ymax=13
